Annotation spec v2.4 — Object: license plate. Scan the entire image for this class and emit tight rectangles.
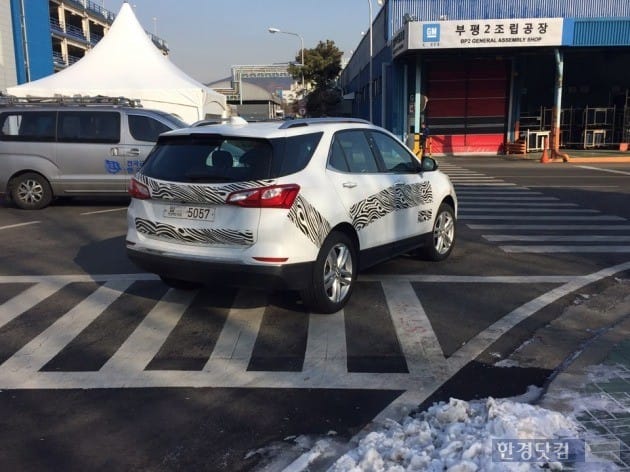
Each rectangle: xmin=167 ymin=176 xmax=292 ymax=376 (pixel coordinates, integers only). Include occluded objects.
xmin=163 ymin=205 xmax=215 ymax=221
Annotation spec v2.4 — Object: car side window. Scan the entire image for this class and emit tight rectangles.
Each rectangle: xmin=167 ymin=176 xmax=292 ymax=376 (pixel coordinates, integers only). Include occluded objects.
xmin=0 ymin=111 xmax=56 ymax=142
xmin=128 ymin=115 xmax=171 ymax=142
xmin=276 ymin=132 xmax=322 ymax=176
xmin=58 ymin=111 xmax=120 ymax=143
xmin=328 ymin=138 xmax=350 ymax=172
xmin=330 ymin=130 xmax=379 ymax=173
xmin=370 ymin=131 xmax=418 ymax=173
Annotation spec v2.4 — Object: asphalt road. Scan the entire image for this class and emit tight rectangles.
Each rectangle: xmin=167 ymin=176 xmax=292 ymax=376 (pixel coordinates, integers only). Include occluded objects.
xmin=1 ymin=157 xmax=629 ymax=471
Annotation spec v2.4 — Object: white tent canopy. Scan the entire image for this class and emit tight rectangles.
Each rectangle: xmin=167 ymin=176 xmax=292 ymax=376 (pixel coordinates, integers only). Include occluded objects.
xmin=6 ymin=2 xmax=227 ymax=124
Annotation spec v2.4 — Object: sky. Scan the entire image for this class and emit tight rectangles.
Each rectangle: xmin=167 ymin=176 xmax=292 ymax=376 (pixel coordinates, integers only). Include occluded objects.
xmin=250 ymin=367 xmax=624 ymax=471
xmin=105 ymin=0 xmax=381 ymax=84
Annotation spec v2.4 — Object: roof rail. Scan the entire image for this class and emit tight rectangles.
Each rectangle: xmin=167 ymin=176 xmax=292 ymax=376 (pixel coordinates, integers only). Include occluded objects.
xmin=191 ymin=116 xmax=248 ymax=127
xmin=279 ymin=117 xmax=371 ymax=129
xmin=0 ymin=94 xmax=143 ymax=108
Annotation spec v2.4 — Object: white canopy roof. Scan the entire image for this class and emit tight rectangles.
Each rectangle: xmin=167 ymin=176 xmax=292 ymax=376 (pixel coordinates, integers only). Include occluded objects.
xmin=6 ymin=2 xmax=227 ymax=123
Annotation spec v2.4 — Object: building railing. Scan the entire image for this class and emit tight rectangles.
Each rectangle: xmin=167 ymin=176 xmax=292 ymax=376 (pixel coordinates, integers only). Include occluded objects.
xmin=50 ymin=17 xmax=64 ymax=33
xmin=65 ymin=23 xmax=86 ymax=41
xmin=148 ymin=33 xmax=169 ymax=52
xmin=52 ymin=51 xmax=66 ymax=66
xmin=90 ymin=33 xmax=103 ymax=45
xmin=85 ymin=1 xmax=115 ymax=21
xmin=48 ymin=2 xmax=169 ymax=55
xmin=51 ymin=0 xmax=115 ymax=21
xmin=49 ymin=18 xmax=90 ymax=43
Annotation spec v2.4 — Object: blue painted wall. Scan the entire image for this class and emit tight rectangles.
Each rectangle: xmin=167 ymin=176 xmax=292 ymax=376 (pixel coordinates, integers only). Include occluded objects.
xmin=571 ymin=17 xmax=630 ymax=46
xmin=10 ymin=0 xmax=53 ymax=83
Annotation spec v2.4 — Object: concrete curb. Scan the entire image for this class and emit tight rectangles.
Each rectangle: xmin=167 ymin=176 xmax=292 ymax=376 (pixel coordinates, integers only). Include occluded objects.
xmin=501 ymin=156 xmax=630 ymax=163
xmin=441 ymin=155 xmax=630 ymax=163
xmin=566 ymin=157 xmax=630 ymax=163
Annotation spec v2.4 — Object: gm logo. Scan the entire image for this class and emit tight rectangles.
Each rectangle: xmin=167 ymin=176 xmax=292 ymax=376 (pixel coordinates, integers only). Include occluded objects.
xmin=423 ymin=24 xmax=440 ymax=42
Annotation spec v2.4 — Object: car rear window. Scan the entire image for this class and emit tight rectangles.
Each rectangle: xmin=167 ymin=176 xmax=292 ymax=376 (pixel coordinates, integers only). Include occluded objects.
xmin=141 ymin=132 xmax=322 ymax=183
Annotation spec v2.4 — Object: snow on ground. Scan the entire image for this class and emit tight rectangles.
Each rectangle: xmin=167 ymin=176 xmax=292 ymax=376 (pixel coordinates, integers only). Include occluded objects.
xmin=327 ymin=385 xmax=623 ymax=472
xmin=255 ymin=365 xmax=626 ymax=471
xmin=329 ymin=397 xmax=584 ymax=471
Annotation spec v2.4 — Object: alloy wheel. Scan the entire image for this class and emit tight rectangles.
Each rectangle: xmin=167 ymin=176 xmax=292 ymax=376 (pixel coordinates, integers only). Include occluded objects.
xmin=433 ymin=210 xmax=455 ymax=255
xmin=17 ymin=179 xmax=45 ymax=205
xmin=322 ymin=243 xmax=353 ymax=304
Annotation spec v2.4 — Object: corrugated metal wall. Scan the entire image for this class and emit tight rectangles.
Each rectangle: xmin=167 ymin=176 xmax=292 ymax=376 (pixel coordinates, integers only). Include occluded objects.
xmin=572 ymin=18 xmax=630 ymax=46
xmin=390 ymin=0 xmax=630 ymax=36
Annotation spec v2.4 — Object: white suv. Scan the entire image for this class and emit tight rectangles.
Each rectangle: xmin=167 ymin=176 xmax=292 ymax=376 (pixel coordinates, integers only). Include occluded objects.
xmin=126 ymin=118 xmax=457 ymax=313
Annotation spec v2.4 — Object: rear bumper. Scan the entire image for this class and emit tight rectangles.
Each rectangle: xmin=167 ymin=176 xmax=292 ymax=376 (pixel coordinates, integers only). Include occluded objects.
xmin=127 ymin=246 xmax=313 ymax=290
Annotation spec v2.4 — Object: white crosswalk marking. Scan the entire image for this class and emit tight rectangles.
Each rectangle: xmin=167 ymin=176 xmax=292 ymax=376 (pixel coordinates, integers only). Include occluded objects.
xmin=1 ymin=263 xmax=629 ymax=390
xmin=483 ymin=235 xmax=630 ymax=242
xmin=456 ymin=191 xmax=541 ymax=194
xmin=100 ymin=288 xmax=196 ymax=374
xmin=501 ymin=245 xmax=630 ymax=253
xmin=461 ymin=208 xmax=599 ymax=213
xmin=460 ymin=215 xmax=623 ymax=220
xmin=470 ymin=224 xmax=630 ymax=230
xmin=302 ymin=309 xmax=347 ymax=377
xmin=459 ymin=196 xmax=559 ymax=200
xmin=381 ymin=281 xmax=446 ymax=377
xmin=203 ymin=289 xmax=266 ymax=372
xmin=443 ymin=163 xmax=630 ymax=253
xmin=0 ymin=280 xmax=67 ymax=329
xmin=0 ymin=280 xmax=132 ymax=374
xmin=460 ymin=202 xmax=576 ymax=207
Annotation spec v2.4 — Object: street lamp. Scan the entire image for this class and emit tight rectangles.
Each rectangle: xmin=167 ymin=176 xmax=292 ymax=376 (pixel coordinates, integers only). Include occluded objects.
xmin=368 ymin=0 xmax=384 ymax=123
xmin=268 ymin=27 xmax=305 ymax=94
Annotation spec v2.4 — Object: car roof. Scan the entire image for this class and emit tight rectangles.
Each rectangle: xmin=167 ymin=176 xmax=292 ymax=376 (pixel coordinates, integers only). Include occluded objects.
xmin=164 ymin=117 xmax=377 ymax=139
xmin=1 ymin=105 xmax=149 ymax=112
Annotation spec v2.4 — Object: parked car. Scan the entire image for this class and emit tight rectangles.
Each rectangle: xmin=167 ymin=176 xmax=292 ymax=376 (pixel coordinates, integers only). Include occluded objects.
xmin=0 ymin=96 xmax=187 ymax=209
xmin=126 ymin=117 xmax=457 ymax=313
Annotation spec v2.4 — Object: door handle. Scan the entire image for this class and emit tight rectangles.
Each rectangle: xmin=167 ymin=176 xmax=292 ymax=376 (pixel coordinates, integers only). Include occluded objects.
xmin=342 ymin=182 xmax=357 ymax=188
xmin=126 ymin=148 xmax=141 ymax=156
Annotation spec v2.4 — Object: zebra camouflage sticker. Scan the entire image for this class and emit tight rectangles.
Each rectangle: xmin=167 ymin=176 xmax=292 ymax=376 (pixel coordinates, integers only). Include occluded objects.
xmin=135 ymin=173 xmax=275 ymax=205
xmin=287 ymin=195 xmax=332 ymax=247
xmin=135 ymin=218 xmax=254 ymax=246
xmin=350 ymin=181 xmax=433 ymax=230
xmin=418 ymin=210 xmax=433 ymax=222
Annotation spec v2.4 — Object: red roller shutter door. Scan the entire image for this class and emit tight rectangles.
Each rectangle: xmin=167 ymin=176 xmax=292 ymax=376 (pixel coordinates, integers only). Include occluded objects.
xmin=425 ymin=59 xmax=509 ymax=154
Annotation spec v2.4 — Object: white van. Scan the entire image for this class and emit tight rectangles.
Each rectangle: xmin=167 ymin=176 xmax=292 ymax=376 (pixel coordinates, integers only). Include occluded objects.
xmin=0 ymin=97 xmax=186 ymax=209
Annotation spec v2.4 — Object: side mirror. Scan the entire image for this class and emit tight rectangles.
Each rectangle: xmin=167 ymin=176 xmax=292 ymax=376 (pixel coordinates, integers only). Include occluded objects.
xmin=421 ymin=156 xmax=438 ymax=172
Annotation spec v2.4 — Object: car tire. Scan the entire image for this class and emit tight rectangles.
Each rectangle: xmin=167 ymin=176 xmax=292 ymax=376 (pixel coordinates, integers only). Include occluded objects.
xmin=300 ymin=231 xmax=357 ymax=314
xmin=10 ymin=172 xmax=53 ymax=210
xmin=159 ymin=276 xmax=202 ymax=290
xmin=421 ymin=202 xmax=456 ymax=261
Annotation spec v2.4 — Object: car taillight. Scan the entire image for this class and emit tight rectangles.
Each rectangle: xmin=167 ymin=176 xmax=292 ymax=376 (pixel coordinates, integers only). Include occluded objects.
xmin=128 ymin=178 xmax=150 ymax=199
xmin=227 ymin=184 xmax=300 ymax=209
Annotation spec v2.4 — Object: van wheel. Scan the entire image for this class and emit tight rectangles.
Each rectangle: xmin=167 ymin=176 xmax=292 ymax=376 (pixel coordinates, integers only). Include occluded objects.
xmin=159 ymin=276 xmax=202 ymax=290
xmin=10 ymin=173 xmax=53 ymax=210
xmin=421 ymin=203 xmax=456 ymax=261
xmin=300 ymin=231 xmax=357 ymax=314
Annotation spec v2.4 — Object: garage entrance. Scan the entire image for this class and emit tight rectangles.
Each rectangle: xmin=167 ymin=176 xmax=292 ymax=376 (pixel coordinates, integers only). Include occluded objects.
xmin=425 ymin=58 xmax=510 ymax=154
